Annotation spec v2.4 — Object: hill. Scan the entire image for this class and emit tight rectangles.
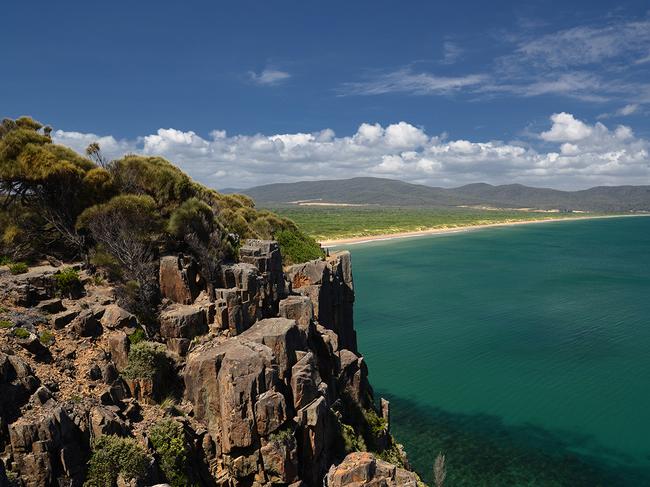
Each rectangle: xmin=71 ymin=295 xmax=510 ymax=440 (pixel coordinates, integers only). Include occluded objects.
xmin=236 ymin=177 xmax=650 ymax=212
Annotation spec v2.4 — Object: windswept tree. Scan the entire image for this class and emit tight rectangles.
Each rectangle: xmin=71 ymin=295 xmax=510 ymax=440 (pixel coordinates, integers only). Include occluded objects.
xmin=77 ymin=194 xmax=162 ymax=327
xmin=0 ymin=117 xmax=113 ymax=257
xmin=168 ymin=197 xmax=228 ymax=297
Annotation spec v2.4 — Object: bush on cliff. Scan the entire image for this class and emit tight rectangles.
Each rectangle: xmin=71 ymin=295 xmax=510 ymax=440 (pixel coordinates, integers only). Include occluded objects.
xmin=84 ymin=435 xmax=149 ymax=487
xmin=149 ymin=419 xmax=189 ymax=487
xmin=0 ymin=116 xmax=321 ymax=268
xmin=123 ymin=341 xmax=172 ymax=381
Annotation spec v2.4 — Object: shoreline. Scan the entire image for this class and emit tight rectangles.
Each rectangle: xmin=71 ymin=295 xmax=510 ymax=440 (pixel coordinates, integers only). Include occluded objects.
xmin=319 ymin=214 xmax=650 ymax=247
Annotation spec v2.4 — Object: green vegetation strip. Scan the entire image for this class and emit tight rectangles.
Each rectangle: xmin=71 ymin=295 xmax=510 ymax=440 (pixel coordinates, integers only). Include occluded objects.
xmin=269 ymin=205 xmax=607 ymax=241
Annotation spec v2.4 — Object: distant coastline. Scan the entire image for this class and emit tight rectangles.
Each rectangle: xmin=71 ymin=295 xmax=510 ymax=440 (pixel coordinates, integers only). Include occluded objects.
xmin=320 ymin=214 xmax=650 ymax=247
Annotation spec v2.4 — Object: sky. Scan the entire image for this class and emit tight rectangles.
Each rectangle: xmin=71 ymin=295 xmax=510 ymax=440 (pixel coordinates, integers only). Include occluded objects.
xmin=3 ymin=0 xmax=650 ymax=190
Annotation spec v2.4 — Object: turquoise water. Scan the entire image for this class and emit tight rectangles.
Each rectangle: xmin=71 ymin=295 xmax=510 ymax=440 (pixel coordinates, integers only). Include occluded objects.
xmin=348 ymin=217 xmax=650 ymax=486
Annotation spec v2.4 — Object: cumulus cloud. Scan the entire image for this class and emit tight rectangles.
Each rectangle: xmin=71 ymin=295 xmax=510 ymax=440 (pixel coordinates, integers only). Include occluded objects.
xmin=249 ymin=68 xmax=291 ymax=85
xmin=53 ymin=114 xmax=650 ymax=190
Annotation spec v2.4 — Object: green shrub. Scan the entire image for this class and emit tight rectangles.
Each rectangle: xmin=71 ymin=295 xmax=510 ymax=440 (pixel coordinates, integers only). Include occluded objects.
xmin=149 ymin=419 xmax=188 ymax=487
xmin=0 ymin=320 xmax=13 ymax=329
xmin=90 ymin=247 xmax=123 ymax=280
xmin=8 ymin=262 xmax=28 ymax=274
xmin=268 ymin=427 xmax=295 ymax=446
xmin=54 ymin=267 xmax=81 ymax=295
xmin=0 ymin=256 xmax=12 ymax=265
xmin=128 ymin=327 xmax=146 ymax=345
xmin=123 ymin=341 xmax=171 ymax=380
xmin=274 ymin=229 xmax=324 ymax=265
xmin=341 ymin=422 xmax=367 ymax=453
xmin=13 ymin=327 xmax=30 ymax=339
xmin=84 ymin=435 xmax=148 ymax=487
xmin=39 ymin=330 xmax=54 ymax=345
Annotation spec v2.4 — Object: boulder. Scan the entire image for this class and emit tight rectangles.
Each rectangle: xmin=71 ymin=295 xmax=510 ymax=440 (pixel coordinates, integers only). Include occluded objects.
xmin=159 ymin=254 xmax=203 ymax=304
xmin=100 ymin=304 xmax=137 ymax=330
xmin=279 ymin=295 xmax=313 ymax=329
xmin=50 ymin=309 xmax=79 ymax=329
xmin=70 ymin=309 xmax=101 ymax=337
xmin=291 ymin=352 xmax=320 ymax=410
xmin=36 ymin=298 xmax=64 ymax=314
xmin=160 ymin=304 xmax=208 ymax=355
xmin=260 ymin=432 xmax=298 ymax=483
xmin=184 ymin=338 xmax=278 ymax=455
xmin=254 ymin=390 xmax=287 ymax=436
xmin=240 ymin=317 xmax=305 ymax=379
xmin=108 ymin=331 xmax=130 ymax=370
xmin=325 ymin=452 xmax=420 ymax=487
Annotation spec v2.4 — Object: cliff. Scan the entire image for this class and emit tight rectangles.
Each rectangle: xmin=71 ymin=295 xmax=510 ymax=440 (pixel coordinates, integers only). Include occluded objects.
xmin=0 ymin=240 xmax=423 ymax=486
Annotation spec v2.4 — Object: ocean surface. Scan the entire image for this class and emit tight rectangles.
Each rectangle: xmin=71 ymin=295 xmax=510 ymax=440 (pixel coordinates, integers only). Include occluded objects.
xmin=347 ymin=217 xmax=650 ymax=486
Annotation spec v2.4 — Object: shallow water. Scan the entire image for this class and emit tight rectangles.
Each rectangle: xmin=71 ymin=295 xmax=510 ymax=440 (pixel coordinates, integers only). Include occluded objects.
xmin=348 ymin=217 xmax=650 ymax=486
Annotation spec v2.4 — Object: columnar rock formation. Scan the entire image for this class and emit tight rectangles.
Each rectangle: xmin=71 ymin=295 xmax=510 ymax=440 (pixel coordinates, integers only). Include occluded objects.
xmin=0 ymin=241 xmax=422 ymax=486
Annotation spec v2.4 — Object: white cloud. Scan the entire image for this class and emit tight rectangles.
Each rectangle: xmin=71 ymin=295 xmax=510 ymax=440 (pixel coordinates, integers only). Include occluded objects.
xmin=249 ymin=68 xmax=291 ymax=85
xmin=53 ymin=114 xmax=650 ymax=190
xmin=341 ymin=15 xmax=650 ymax=107
xmin=540 ymin=113 xmax=593 ymax=142
xmin=340 ymin=68 xmax=487 ymax=96
xmin=514 ymin=20 xmax=650 ymax=68
xmin=441 ymin=41 xmax=463 ymax=64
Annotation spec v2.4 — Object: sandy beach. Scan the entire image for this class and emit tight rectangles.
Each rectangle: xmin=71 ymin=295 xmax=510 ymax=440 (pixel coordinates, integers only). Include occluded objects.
xmin=319 ymin=214 xmax=650 ymax=247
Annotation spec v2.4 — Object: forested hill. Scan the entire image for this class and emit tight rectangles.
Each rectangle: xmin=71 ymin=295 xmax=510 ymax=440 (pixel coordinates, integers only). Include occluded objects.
xmin=235 ymin=177 xmax=650 ymax=212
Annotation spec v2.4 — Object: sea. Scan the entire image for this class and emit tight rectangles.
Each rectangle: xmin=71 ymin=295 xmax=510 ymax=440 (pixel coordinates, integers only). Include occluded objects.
xmin=347 ymin=216 xmax=650 ymax=486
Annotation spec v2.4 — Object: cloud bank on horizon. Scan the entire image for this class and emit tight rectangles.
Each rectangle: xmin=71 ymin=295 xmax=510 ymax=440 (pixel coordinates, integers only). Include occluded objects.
xmin=54 ymin=112 xmax=649 ymax=191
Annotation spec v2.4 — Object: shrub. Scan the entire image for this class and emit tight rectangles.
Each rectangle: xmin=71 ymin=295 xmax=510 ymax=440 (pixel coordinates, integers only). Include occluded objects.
xmin=268 ymin=427 xmax=296 ymax=446
xmin=0 ymin=255 xmax=12 ymax=265
xmin=341 ymin=422 xmax=367 ymax=453
xmin=122 ymin=341 xmax=171 ymax=380
xmin=13 ymin=327 xmax=30 ymax=339
xmin=54 ymin=267 xmax=81 ymax=296
xmin=8 ymin=262 xmax=28 ymax=274
xmin=128 ymin=327 xmax=146 ymax=345
xmin=84 ymin=435 xmax=148 ymax=487
xmin=149 ymin=419 xmax=189 ymax=487
xmin=39 ymin=330 xmax=54 ymax=345
xmin=274 ymin=229 xmax=324 ymax=265
xmin=0 ymin=320 xmax=13 ymax=329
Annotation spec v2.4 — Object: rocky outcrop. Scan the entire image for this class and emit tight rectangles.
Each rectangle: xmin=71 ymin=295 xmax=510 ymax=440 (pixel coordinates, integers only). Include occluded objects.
xmin=159 ymin=254 xmax=203 ymax=304
xmin=286 ymin=252 xmax=357 ymax=353
xmin=325 ymin=452 xmax=420 ymax=487
xmin=0 ymin=242 xmax=420 ymax=487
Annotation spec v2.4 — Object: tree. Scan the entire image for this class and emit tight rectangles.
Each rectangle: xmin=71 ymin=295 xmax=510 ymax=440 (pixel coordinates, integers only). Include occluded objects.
xmin=77 ymin=194 xmax=162 ymax=328
xmin=0 ymin=117 xmax=112 ymax=257
xmin=168 ymin=197 xmax=227 ymax=297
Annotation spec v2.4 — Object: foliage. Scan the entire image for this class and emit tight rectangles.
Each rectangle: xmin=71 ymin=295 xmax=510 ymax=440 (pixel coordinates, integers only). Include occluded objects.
xmin=54 ymin=267 xmax=81 ymax=296
xmin=0 ymin=117 xmax=112 ymax=257
xmin=268 ymin=427 xmax=296 ymax=446
xmin=13 ymin=327 xmax=30 ymax=339
xmin=167 ymin=197 xmax=214 ymax=241
xmin=128 ymin=327 xmax=146 ymax=345
xmin=340 ymin=422 xmax=367 ymax=454
xmin=84 ymin=435 xmax=148 ymax=487
xmin=274 ymin=228 xmax=324 ymax=264
xmin=268 ymin=205 xmax=590 ymax=241
xmin=149 ymin=419 xmax=189 ymax=487
xmin=39 ymin=330 xmax=54 ymax=345
xmin=8 ymin=262 xmax=28 ymax=274
xmin=122 ymin=341 xmax=172 ymax=380
xmin=0 ymin=320 xmax=13 ymax=329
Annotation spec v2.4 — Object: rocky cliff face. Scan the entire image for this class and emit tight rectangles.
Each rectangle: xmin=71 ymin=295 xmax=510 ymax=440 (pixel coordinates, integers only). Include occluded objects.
xmin=0 ymin=241 xmax=422 ymax=486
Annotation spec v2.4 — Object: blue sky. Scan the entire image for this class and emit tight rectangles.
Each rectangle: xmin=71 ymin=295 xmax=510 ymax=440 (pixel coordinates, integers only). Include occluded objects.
xmin=3 ymin=0 xmax=650 ymax=189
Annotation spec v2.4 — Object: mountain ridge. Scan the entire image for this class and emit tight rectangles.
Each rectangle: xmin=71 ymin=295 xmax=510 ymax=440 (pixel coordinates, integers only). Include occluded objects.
xmin=232 ymin=177 xmax=650 ymax=212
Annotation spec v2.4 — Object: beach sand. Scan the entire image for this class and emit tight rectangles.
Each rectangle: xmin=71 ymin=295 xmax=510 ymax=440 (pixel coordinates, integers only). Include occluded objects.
xmin=319 ymin=214 xmax=650 ymax=247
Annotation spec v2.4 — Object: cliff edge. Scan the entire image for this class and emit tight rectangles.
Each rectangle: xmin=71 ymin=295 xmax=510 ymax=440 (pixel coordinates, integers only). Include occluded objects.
xmin=0 ymin=240 xmax=423 ymax=486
